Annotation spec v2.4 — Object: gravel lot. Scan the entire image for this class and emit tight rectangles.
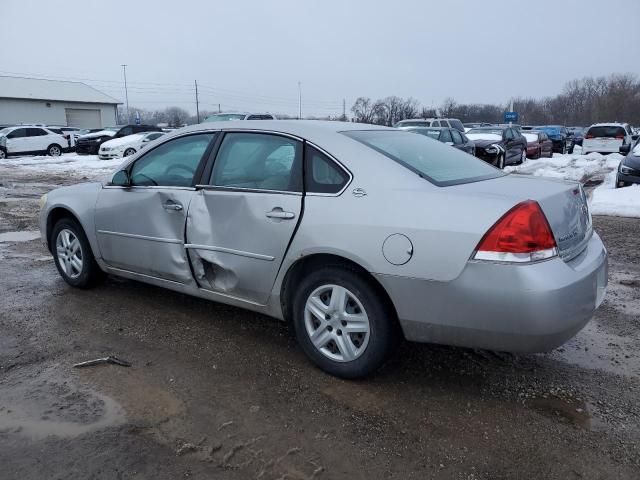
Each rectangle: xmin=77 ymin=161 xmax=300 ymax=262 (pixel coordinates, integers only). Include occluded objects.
xmin=0 ymin=165 xmax=638 ymax=479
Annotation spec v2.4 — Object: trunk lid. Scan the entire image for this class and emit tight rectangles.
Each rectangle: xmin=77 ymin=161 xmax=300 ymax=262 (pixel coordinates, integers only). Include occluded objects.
xmin=450 ymin=174 xmax=592 ymax=261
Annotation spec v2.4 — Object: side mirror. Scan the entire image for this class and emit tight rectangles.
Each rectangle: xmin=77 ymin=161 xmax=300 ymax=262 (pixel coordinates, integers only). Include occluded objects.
xmin=619 ymin=144 xmax=631 ymax=154
xmin=111 ymin=170 xmax=131 ymax=186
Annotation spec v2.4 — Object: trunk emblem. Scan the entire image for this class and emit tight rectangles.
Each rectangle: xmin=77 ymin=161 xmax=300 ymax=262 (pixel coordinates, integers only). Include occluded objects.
xmin=352 ymin=188 xmax=367 ymax=197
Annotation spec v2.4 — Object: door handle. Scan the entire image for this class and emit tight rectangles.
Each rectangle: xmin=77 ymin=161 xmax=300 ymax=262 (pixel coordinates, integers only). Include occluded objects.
xmin=266 ymin=208 xmax=295 ymax=220
xmin=163 ymin=202 xmax=183 ymax=211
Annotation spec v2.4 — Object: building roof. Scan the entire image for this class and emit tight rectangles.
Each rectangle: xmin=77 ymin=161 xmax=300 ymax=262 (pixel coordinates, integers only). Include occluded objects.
xmin=0 ymin=76 xmax=121 ymax=105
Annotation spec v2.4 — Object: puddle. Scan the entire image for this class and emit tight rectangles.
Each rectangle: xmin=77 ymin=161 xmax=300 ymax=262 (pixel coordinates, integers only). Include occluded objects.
xmin=0 ymin=230 xmax=40 ymax=242
xmin=0 ymin=366 xmax=126 ymax=440
xmin=549 ymin=321 xmax=638 ymax=378
xmin=527 ymin=396 xmax=592 ymax=429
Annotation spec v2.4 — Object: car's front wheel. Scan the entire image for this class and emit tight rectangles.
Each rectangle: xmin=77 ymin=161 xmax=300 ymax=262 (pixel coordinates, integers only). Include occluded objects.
xmin=52 ymin=218 xmax=105 ymax=288
xmin=123 ymin=148 xmax=136 ymax=157
xmin=48 ymin=144 xmax=62 ymax=156
xmin=292 ymin=266 xmax=397 ymax=379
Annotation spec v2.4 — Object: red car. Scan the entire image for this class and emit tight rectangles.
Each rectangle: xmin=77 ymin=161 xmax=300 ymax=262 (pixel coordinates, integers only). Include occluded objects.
xmin=523 ymin=131 xmax=553 ymax=159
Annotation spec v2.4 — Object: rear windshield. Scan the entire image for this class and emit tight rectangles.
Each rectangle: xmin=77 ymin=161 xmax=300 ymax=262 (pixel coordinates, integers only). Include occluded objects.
xmin=342 ymin=130 xmax=504 ymax=187
xmin=586 ymin=126 xmax=625 ymax=138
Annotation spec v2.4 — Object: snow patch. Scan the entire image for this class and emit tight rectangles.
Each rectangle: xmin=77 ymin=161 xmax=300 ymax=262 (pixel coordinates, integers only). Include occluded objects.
xmin=590 ymin=170 xmax=640 ymax=218
xmin=0 ymin=231 xmax=40 ymax=242
xmin=1 ymin=153 xmax=124 ymax=178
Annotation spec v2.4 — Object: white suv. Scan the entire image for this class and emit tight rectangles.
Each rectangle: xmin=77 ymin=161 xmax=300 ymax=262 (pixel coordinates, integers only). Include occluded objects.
xmin=395 ymin=118 xmax=465 ymax=132
xmin=0 ymin=126 xmax=67 ymax=159
xmin=582 ymin=123 xmax=636 ymax=155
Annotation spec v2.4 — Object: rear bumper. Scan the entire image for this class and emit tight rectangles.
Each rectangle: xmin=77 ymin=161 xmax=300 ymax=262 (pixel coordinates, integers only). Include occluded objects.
xmin=76 ymin=143 xmax=100 ymax=155
xmin=617 ymin=171 xmax=640 ymax=186
xmin=375 ymin=232 xmax=608 ymax=353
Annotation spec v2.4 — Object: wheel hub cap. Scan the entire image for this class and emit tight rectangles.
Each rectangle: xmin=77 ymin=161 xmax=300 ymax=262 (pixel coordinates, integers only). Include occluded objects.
xmin=304 ymin=284 xmax=370 ymax=362
xmin=55 ymin=229 xmax=83 ymax=279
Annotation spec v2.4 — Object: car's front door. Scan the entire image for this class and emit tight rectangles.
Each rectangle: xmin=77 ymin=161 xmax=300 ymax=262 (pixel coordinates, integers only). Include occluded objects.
xmin=94 ymin=132 xmax=216 ymax=283
xmin=503 ymin=128 xmax=517 ymax=164
xmin=6 ymin=128 xmax=29 ymax=154
xmin=186 ymin=131 xmax=303 ymax=304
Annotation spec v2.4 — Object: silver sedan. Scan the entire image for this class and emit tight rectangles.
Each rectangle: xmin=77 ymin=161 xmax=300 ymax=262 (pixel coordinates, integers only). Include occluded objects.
xmin=39 ymin=121 xmax=608 ymax=378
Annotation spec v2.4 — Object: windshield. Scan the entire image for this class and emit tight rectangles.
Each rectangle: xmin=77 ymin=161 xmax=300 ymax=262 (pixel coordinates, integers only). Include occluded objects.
xmin=205 ymin=114 xmax=246 ymax=122
xmin=537 ymin=126 xmax=561 ymax=136
xmin=0 ymin=128 xmax=11 ymax=136
xmin=342 ymin=130 xmax=504 ymax=187
xmin=586 ymin=126 xmax=626 ymax=138
xmin=408 ymin=128 xmax=441 ymax=139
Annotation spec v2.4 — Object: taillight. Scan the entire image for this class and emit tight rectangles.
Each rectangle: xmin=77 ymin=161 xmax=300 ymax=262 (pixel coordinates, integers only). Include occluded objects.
xmin=615 ymin=134 xmax=624 ymax=140
xmin=585 ymin=134 xmax=594 ymax=139
xmin=473 ymin=200 xmax=557 ymax=263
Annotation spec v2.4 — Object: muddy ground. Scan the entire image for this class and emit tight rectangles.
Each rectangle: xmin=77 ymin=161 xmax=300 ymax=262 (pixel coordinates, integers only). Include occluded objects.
xmin=0 ymin=167 xmax=638 ymax=479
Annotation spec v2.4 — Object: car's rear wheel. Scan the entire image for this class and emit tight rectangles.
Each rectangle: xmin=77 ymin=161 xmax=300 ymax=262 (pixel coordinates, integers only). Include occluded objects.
xmin=48 ymin=144 xmax=62 ymax=156
xmin=520 ymin=148 xmax=527 ymax=164
xmin=292 ymin=267 xmax=397 ymax=379
xmin=124 ymin=148 xmax=136 ymax=157
xmin=52 ymin=218 xmax=105 ymax=288
xmin=0 ymin=148 xmax=6 ymax=159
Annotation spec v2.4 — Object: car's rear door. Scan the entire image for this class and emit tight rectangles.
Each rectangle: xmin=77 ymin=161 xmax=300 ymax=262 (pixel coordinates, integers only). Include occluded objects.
xmin=186 ymin=131 xmax=303 ymax=305
xmin=94 ymin=132 xmax=217 ymax=283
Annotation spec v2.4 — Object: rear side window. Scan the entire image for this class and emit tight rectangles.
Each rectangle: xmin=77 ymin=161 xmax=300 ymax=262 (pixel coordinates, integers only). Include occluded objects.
xmin=343 ymin=130 xmax=504 ymax=187
xmin=247 ymin=115 xmax=274 ymax=120
xmin=449 ymin=119 xmax=464 ymax=132
xmin=28 ymin=128 xmax=48 ymax=136
xmin=451 ymin=130 xmax=463 ymax=144
xmin=210 ymin=133 xmax=302 ymax=192
xmin=587 ymin=126 xmax=626 ymax=138
xmin=305 ymin=145 xmax=349 ymax=194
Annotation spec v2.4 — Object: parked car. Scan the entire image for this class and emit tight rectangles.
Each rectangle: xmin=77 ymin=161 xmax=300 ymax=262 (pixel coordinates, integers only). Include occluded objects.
xmin=76 ymin=125 xmax=163 ymax=155
xmin=0 ymin=126 xmax=67 ymax=159
xmin=616 ymin=139 xmax=640 ymax=187
xmin=395 ymin=118 xmax=465 ymax=132
xmin=523 ymin=131 xmax=553 ymax=159
xmin=568 ymin=127 xmax=585 ymax=146
xmin=39 ymin=120 xmax=607 ymax=379
xmin=406 ymin=127 xmax=475 ymax=155
xmin=98 ymin=131 xmax=165 ymax=159
xmin=582 ymin=123 xmax=636 ymax=155
xmin=204 ymin=112 xmax=277 ymax=122
xmin=466 ymin=126 xmax=528 ymax=168
xmin=534 ymin=126 xmax=572 ymax=154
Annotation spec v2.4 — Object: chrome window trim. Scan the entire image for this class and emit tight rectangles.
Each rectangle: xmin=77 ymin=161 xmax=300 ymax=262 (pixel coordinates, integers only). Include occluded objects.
xmin=304 ymin=141 xmax=353 ymax=197
xmin=97 ymin=230 xmax=183 ymax=244
xmin=102 ymin=185 xmax=196 ymax=191
xmin=195 ymin=185 xmax=302 ymax=196
xmin=184 ymin=243 xmax=275 ymax=261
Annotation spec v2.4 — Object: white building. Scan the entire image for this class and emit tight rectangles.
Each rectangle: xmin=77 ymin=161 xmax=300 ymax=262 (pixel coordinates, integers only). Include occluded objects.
xmin=0 ymin=76 xmax=121 ymax=128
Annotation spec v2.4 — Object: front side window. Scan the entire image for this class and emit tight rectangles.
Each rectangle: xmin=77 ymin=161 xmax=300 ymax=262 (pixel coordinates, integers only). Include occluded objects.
xmin=450 ymin=130 xmax=463 ymax=144
xmin=210 ymin=133 xmax=302 ymax=192
xmin=439 ymin=129 xmax=453 ymax=143
xmin=504 ymin=129 xmax=514 ymax=140
xmin=7 ymin=128 xmax=27 ymax=139
xmin=305 ymin=145 xmax=349 ymax=194
xmin=130 ymin=133 xmax=214 ymax=187
xmin=343 ymin=130 xmax=504 ymax=187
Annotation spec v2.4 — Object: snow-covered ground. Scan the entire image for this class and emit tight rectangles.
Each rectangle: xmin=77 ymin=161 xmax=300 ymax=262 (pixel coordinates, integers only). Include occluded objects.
xmin=591 ymin=170 xmax=640 ymax=218
xmin=0 ymin=153 xmax=123 ymax=177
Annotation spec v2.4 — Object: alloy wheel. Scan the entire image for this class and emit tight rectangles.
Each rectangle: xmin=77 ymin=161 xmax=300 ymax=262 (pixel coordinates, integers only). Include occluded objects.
xmin=124 ymin=148 xmax=136 ymax=157
xmin=49 ymin=145 xmax=61 ymax=156
xmin=304 ymin=284 xmax=370 ymax=362
xmin=56 ymin=228 xmax=83 ymax=279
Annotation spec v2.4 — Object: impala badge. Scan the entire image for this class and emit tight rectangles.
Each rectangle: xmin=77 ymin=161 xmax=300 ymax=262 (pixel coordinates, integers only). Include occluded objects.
xmin=352 ymin=188 xmax=367 ymax=197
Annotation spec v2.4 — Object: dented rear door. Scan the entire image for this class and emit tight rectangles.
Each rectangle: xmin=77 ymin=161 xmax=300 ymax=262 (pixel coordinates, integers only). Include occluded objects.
xmin=186 ymin=132 xmax=303 ymax=304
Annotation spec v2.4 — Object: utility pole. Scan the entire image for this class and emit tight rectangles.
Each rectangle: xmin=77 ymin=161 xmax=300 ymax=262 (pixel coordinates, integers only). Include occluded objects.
xmin=121 ymin=64 xmax=129 ymax=124
xmin=342 ymin=98 xmax=346 ymax=120
xmin=298 ymin=81 xmax=302 ymax=119
xmin=218 ymin=103 xmax=221 ymax=113
xmin=194 ymin=80 xmax=200 ymax=123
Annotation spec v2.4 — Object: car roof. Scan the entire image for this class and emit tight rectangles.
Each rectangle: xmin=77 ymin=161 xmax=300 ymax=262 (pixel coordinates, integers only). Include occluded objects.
xmin=175 ymin=120 xmax=391 ymax=136
xmin=589 ymin=122 xmax=628 ymax=127
xmin=406 ymin=126 xmax=448 ymax=130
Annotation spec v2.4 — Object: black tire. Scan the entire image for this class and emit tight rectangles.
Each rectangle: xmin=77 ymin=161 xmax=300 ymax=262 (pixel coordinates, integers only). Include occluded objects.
xmin=51 ymin=218 xmax=105 ymax=289
xmin=568 ymin=144 xmax=574 ymax=154
xmin=537 ymin=147 xmax=542 ymax=159
xmin=0 ymin=148 xmax=6 ymax=160
xmin=496 ymin=154 xmax=505 ymax=169
xmin=292 ymin=266 xmax=398 ymax=379
xmin=123 ymin=148 xmax=136 ymax=157
xmin=47 ymin=144 xmax=62 ymax=157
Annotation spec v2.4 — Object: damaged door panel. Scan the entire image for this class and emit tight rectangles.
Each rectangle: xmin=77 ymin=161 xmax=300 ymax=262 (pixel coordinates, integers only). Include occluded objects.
xmin=95 ymin=187 xmax=196 ymax=284
xmin=186 ymin=189 xmax=302 ymax=304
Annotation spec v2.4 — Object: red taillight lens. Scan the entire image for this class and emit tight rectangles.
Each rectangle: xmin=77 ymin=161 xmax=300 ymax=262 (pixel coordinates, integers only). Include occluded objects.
xmin=474 ymin=200 xmax=557 ymax=263
xmin=615 ymin=134 xmax=624 ymax=140
xmin=585 ymin=134 xmax=594 ymax=139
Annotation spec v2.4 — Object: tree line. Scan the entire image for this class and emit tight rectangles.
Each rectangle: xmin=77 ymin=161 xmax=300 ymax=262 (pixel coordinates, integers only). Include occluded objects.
xmin=351 ymin=73 xmax=640 ymax=127
xmin=117 ymin=73 xmax=640 ymax=128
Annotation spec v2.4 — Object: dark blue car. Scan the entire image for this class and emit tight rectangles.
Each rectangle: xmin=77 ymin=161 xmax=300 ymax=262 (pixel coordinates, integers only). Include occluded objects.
xmin=568 ymin=126 xmax=585 ymax=146
xmin=535 ymin=125 xmax=573 ymax=154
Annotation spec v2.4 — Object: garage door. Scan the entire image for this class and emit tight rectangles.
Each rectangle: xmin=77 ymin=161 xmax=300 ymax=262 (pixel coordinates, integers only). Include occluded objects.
xmin=65 ymin=108 xmax=101 ymax=128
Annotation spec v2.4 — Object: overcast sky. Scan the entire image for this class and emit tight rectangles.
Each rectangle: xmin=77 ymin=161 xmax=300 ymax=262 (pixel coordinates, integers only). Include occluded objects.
xmin=2 ymin=0 xmax=639 ymax=117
